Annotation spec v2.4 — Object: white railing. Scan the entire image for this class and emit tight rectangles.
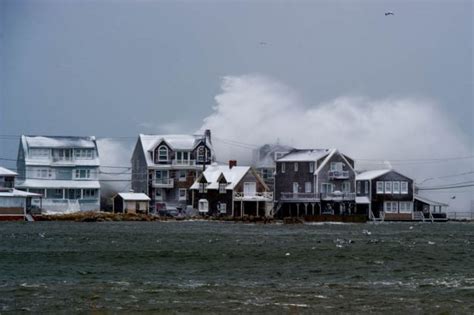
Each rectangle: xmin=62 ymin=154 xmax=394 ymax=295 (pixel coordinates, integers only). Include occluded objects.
xmin=328 ymin=170 xmax=350 ymax=179
xmin=280 ymin=192 xmax=355 ymax=201
xmin=234 ymin=191 xmax=273 ymax=201
xmin=321 ymin=192 xmax=355 ymax=200
xmin=154 ymin=178 xmax=174 ymax=187
xmin=172 ymin=160 xmax=196 ymax=166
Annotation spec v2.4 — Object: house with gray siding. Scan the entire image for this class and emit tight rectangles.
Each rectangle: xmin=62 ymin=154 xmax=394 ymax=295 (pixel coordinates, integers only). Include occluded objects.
xmin=252 ymin=143 xmax=294 ymax=191
xmin=15 ymin=135 xmax=100 ymax=213
xmin=131 ymin=130 xmax=215 ymax=212
xmin=356 ymin=169 xmax=414 ymax=221
xmin=274 ymin=148 xmax=357 ymax=219
xmin=189 ymin=160 xmax=272 ymax=217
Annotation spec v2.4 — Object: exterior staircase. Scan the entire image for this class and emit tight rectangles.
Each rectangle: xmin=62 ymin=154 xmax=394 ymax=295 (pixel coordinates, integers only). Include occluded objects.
xmin=413 ymin=211 xmax=425 ymax=222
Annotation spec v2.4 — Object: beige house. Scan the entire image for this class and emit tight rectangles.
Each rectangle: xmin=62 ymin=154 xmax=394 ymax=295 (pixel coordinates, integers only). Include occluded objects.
xmin=113 ymin=193 xmax=150 ymax=214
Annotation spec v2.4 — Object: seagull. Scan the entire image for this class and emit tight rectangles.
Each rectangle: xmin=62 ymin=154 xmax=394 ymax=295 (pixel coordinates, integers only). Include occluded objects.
xmin=451 ymin=196 xmax=456 ymax=199
xmin=259 ymin=41 xmax=268 ymax=46
xmin=385 ymin=11 xmax=394 ymax=16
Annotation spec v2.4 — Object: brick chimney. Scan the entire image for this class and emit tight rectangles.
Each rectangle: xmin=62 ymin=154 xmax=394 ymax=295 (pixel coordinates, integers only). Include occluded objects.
xmin=229 ymin=160 xmax=237 ymax=169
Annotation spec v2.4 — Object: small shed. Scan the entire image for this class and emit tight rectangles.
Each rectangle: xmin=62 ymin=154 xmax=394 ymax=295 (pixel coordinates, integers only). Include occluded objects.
xmin=113 ymin=193 xmax=150 ymax=214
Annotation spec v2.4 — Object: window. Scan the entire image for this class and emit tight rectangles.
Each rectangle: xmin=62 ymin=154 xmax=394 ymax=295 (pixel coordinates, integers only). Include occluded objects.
xmin=198 ymin=199 xmax=209 ymax=212
xmin=156 ymin=189 xmax=163 ymax=200
xmin=47 ymin=189 xmax=63 ymax=199
xmin=342 ymin=182 xmax=350 ymax=193
xmin=385 ymin=181 xmax=392 ymax=194
xmin=356 ymin=181 xmax=361 ymax=194
xmin=401 ymin=181 xmax=408 ymax=194
xmin=262 ymin=168 xmax=273 ymax=180
xmin=179 ymin=170 xmax=187 ymax=182
xmin=178 ymin=189 xmax=187 ymax=201
xmin=305 ymin=182 xmax=312 ymax=193
xmin=384 ymin=201 xmax=398 ymax=213
xmin=309 ymin=162 xmax=314 ymax=173
xmin=158 ymin=146 xmax=168 ymax=161
xmin=36 ymin=168 xmax=52 ymax=178
xmin=376 ymin=181 xmax=384 ymax=194
xmin=281 ymin=163 xmax=286 ymax=173
xmin=74 ymin=149 xmax=93 ymax=159
xmin=399 ymin=202 xmax=412 ymax=213
xmin=244 ymin=182 xmax=256 ymax=196
xmin=218 ymin=202 xmax=227 ymax=214
xmin=364 ymin=181 xmax=369 ymax=194
xmin=321 ymin=183 xmax=333 ymax=193
xmin=29 ymin=188 xmax=45 ymax=197
xmin=83 ymin=189 xmax=97 ymax=199
xmin=30 ymin=148 xmax=49 ymax=159
xmin=294 ymin=162 xmax=298 ymax=172
xmin=330 ymin=162 xmax=343 ymax=171
xmin=155 ymin=170 xmax=169 ymax=184
xmin=53 ymin=149 xmax=72 ymax=161
xmin=219 ymin=183 xmax=226 ymax=194
xmin=393 ymin=181 xmax=400 ymax=194
xmin=75 ymin=169 xmax=91 ymax=179
xmin=176 ymin=151 xmax=189 ymax=164
xmin=199 ymin=183 xmax=207 ymax=193
xmin=197 ymin=146 xmax=206 ymax=162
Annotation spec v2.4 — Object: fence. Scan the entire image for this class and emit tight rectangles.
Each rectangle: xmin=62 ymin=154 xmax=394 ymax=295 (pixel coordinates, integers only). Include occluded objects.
xmin=447 ymin=211 xmax=474 ymax=221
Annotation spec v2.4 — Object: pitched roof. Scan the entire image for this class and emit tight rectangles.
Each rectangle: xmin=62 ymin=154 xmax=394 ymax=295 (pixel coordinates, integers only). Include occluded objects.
xmin=356 ymin=169 xmax=391 ymax=180
xmin=0 ymin=167 xmax=17 ymax=176
xmin=277 ymin=149 xmax=331 ymax=162
xmin=138 ymin=133 xmax=213 ymax=167
xmin=117 ymin=193 xmax=150 ymax=201
xmin=23 ymin=135 xmax=96 ymax=148
xmin=190 ymin=164 xmax=251 ymax=190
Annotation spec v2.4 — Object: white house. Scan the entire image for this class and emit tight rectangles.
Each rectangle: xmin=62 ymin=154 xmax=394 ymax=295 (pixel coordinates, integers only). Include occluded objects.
xmin=15 ymin=135 xmax=101 ymax=213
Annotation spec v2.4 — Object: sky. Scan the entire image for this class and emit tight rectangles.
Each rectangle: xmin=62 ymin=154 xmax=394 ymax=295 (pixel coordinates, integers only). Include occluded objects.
xmin=0 ymin=0 xmax=473 ymax=209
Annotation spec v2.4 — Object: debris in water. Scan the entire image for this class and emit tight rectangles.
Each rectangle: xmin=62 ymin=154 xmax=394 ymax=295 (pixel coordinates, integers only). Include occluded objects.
xmin=38 ymin=233 xmax=45 ymax=238
xmin=336 ymin=244 xmax=343 ymax=248
xmin=409 ymin=226 xmax=414 ymax=230
xmin=362 ymin=229 xmax=372 ymax=236
xmin=285 ymin=252 xmax=291 ymax=256
xmin=428 ymin=241 xmax=435 ymax=245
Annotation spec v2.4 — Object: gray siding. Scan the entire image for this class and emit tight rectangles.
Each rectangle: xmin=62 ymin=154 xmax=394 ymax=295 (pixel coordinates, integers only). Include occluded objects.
xmin=316 ymin=153 xmax=355 ymax=193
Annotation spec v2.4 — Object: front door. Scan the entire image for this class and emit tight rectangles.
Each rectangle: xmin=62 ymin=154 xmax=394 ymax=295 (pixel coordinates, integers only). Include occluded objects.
xmin=293 ymin=182 xmax=299 ymax=193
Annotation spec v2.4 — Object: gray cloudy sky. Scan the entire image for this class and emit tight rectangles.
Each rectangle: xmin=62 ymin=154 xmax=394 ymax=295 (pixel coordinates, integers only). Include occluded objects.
xmin=0 ymin=0 xmax=472 ymax=162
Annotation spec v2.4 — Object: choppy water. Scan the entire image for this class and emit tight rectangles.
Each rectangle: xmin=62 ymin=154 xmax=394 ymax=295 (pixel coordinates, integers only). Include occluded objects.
xmin=0 ymin=221 xmax=473 ymax=313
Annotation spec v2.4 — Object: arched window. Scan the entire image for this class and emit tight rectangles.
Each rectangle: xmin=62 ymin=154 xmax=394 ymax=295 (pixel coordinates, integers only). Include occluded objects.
xmin=158 ymin=146 xmax=168 ymax=161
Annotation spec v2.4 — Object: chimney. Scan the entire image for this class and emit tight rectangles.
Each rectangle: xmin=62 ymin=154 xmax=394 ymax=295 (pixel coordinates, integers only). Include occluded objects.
xmin=204 ymin=129 xmax=211 ymax=143
xmin=229 ymin=160 xmax=237 ymax=169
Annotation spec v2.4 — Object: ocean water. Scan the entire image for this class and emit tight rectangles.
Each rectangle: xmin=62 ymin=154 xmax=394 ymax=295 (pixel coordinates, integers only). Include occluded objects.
xmin=0 ymin=221 xmax=473 ymax=313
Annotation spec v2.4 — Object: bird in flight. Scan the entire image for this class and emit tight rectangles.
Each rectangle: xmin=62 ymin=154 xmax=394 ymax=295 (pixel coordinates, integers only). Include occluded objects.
xmin=451 ymin=196 xmax=456 ymax=199
xmin=259 ymin=41 xmax=268 ymax=46
xmin=385 ymin=11 xmax=394 ymax=16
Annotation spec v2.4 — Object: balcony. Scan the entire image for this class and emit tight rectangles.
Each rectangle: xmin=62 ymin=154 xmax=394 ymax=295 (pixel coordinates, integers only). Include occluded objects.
xmin=234 ymin=192 xmax=273 ymax=201
xmin=280 ymin=192 xmax=355 ymax=202
xmin=153 ymin=178 xmax=174 ymax=188
xmin=328 ymin=170 xmax=350 ymax=179
xmin=171 ymin=160 xmax=196 ymax=166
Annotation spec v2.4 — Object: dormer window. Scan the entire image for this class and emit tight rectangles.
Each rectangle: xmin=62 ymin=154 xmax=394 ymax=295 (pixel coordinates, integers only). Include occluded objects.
xmin=158 ymin=146 xmax=168 ymax=161
xmin=197 ymin=146 xmax=206 ymax=162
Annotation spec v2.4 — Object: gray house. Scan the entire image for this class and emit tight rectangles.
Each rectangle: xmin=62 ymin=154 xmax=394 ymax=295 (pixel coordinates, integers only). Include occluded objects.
xmin=274 ymin=148 xmax=357 ymax=219
xmin=356 ymin=169 xmax=414 ymax=221
xmin=16 ymin=135 xmax=101 ymax=213
xmin=252 ymin=143 xmax=294 ymax=191
xmin=131 ymin=130 xmax=215 ymax=212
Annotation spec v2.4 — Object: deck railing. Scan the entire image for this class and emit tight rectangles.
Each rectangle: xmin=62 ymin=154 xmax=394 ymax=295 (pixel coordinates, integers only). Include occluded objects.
xmin=171 ymin=160 xmax=196 ymax=166
xmin=328 ymin=170 xmax=350 ymax=179
xmin=234 ymin=191 xmax=273 ymax=201
xmin=280 ymin=192 xmax=355 ymax=201
xmin=153 ymin=178 xmax=174 ymax=188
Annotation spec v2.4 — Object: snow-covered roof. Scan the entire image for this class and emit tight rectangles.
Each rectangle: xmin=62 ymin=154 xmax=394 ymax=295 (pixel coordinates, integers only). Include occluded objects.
xmin=355 ymin=196 xmax=370 ymax=204
xmin=190 ymin=164 xmax=251 ymax=190
xmin=16 ymin=179 xmax=101 ymax=189
xmin=138 ymin=133 xmax=213 ymax=167
xmin=0 ymin=188 xmax=41 ymax=198
xmin=0 ymin=167 xmax=17 ymax=176
xmin=356 ymin=169 xmax=391 ymax=180
xmin=23 ymin=135 xmax=96 ymax=148
xmin=277 ymin=149 xmax=331 ymax=162
xmin=254 ymin=144 xmax=294 ymax=168
xmin=116 ymin=192 xmax=150 ymax=201
xmin=414 ymin=195 xmax=448 ymax=207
